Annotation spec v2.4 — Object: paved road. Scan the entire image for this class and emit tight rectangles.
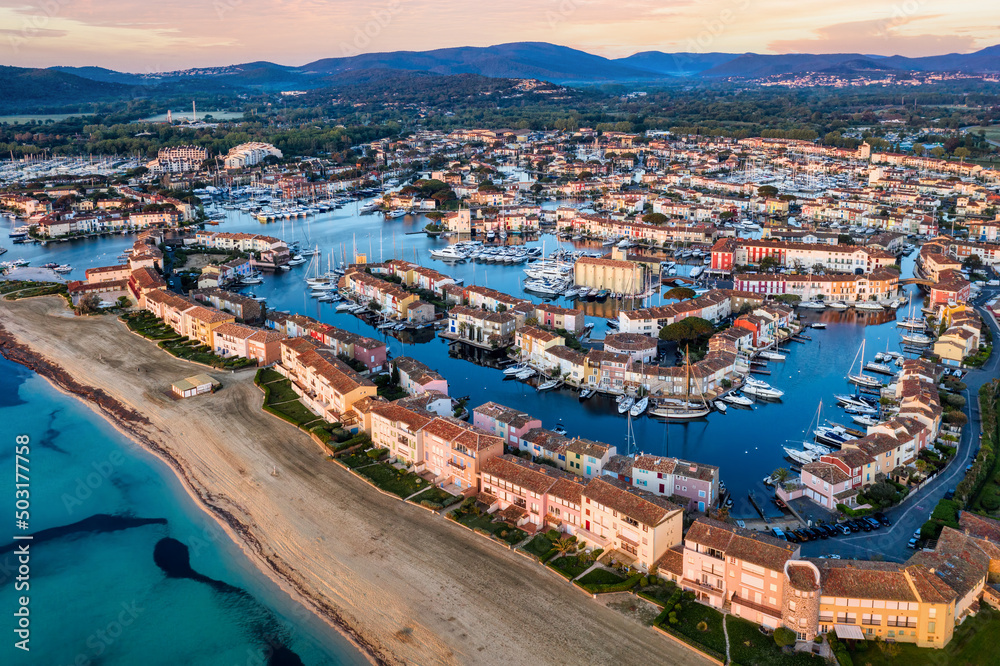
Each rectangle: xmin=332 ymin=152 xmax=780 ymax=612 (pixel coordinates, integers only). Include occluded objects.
xmin=800 ymin=287 xmax=1000 ymax=562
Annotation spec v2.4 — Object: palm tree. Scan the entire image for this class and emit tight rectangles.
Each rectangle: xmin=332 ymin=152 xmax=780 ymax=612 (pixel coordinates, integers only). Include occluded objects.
xmin=773 ymin=467 xmax=790 ymax=484
xmin=552 ymin=536 xmax=576 ymax=557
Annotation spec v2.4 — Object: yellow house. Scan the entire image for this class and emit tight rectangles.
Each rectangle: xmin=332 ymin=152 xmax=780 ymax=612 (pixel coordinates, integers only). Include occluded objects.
xmin=515 ymin=326 xmax=564 ymax=366
xmin=814 ymin=561 xmax=955 ymax=648
xmin=181 ymin=306 xmax=235 ymax=345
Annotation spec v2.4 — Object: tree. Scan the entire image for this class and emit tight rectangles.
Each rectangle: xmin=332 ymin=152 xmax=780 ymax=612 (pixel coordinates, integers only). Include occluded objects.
xmin=552 ymin=537 xmax=576 ymax=557
xmin=962 ymin=254 xmax=983 ymax=270
xmin=664 ymin=287 xmax=696 ymax=301
xmin=759 ymin=256 xmax=780 ymax=272
xmin=115 ymin=296 xmax=131 ymax=309
xmin=954 ymin=147 xmax=970 ymax=162
xmin=658 ymin=317 xmax=714 ymax=342
xmin=773 ymin=627 xmax=797 ymax=648
xmin=76 ymin=294 xmax=102 ymax=314
xmin=642 ymin=212 xmax=667 ymax=225
xmin=757 ymin=185 xmax=778 ymax=198
xmin=773 ymin=467 xmax=790 ymax=484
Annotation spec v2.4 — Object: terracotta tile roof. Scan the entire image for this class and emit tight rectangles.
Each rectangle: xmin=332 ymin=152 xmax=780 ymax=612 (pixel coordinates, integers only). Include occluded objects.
xmin=786 ymin=563 xmax=820 ymax=592
xmin=371 ymin=402 xmax=434 ymax=431
xmin=654 ymin=544 xmax=685 ymax=578
xmin=686 ymin=517 xmax=796 ymax=572
xmin=583 ymin=477 xmax=679 ymax=527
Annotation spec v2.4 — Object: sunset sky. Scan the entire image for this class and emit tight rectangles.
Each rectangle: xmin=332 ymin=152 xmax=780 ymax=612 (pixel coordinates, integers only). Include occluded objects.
xmin=1 ymin=0 xmax=997 ymax=71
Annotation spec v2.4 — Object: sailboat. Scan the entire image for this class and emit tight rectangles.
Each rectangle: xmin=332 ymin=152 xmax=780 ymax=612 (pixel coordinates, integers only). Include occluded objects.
xmin=897 ymin=298 xmax=925 ymax=330
xmin=650 ymin=345 xmax=711 ymax=419
xmin=847 ymin=339 xmax=884 ymax=389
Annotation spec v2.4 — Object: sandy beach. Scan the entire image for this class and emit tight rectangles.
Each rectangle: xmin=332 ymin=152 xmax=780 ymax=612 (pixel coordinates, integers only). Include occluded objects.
xmin=0 ymin=296 xmax=709 ymax=666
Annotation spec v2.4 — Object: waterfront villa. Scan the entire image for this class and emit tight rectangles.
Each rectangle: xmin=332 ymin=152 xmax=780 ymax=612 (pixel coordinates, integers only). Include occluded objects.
xmin=479 ymin=454 xmax=587 ymax=532
xmin=630 ymin=455 xmax=720 ymax=512
xmin=393 ymin=356 xmax=449 ymax=396
xmin=472 ymin=402 xmax=542 ymax=450
xmin=417 ymin=417 xmax=503 ymax=493
xmin=277 ymin=337 xmax=378 ymax=421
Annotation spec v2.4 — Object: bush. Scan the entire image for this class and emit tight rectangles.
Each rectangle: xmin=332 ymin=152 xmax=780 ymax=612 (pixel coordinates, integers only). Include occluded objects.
xmin=946 ymin=411 xmax=969 ymax=426
xmin=366 ymin=447 xmax=387 ymax=460
xmin=774 ymin=626 xmax=797 ymax=647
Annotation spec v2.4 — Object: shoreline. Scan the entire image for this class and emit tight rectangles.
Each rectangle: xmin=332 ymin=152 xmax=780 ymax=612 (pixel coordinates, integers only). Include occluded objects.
xmin=0 ymin=296 xmax=707 ymax=666
xmin=0 ymin=322 xmax=390 ymax=666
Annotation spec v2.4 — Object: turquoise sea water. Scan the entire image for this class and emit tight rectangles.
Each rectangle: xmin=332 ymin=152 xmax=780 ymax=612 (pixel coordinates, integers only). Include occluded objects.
xmin=0 ymin=357 xmax=365 ymax=666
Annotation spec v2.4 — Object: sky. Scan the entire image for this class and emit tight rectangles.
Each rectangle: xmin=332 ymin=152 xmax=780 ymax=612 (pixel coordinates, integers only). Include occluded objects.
xmin=0 ymin=0 xmax=997 ymax=71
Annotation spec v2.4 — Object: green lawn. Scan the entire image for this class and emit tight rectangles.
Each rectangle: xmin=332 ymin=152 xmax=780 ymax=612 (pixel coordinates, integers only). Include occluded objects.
xmin=637 ymin=581 xmax=679 ymax=607
xmin=577 ymin=568 xmax=626 ymax=586
xmin=847 ymin=604 xmax=1000 ymax=666
xmin=355 ymin=462 xmax=430 ymax=498
xmin=5 ymin=284 xmax=67 ymax=300
xmin=520 ymin=533 xmax=557 ymax=559
xmin=455 ymin=512 xmax=526 ymax=545
xmin=255 ymin=367 xmax=285 ymax=385
xmin=667 ymin=601 xmax=727 ymax=657
xmin=547 ymin=554 xmax=591 ymax=579
xmin=337 ymin=451 xmax=376 ymax=469
xmin=726 ymin=616 xmax=823 ymax=666
xmin=408 ymin=486 xmax=461 ymax=508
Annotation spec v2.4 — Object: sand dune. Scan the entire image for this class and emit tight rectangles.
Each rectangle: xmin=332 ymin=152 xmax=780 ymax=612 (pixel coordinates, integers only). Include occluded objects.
xmin=0 ymin=296 xmax=708 ymax=666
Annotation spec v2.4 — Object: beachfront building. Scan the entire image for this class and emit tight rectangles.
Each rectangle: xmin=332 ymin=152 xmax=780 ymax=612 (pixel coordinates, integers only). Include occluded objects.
xmin=212 ymin=322 xmax=285 ymax=365
xmin=192 ymin=287 xmax=265 ymax=324
xmin=277 ymin=337 xmax=378 ymax=421
xmin=479 ymin=454 xmax=586 ymax=531
xmin=666 ymin=517 xmax=799 ymax=630
xmin=574 ymin=256 xmax=647 ymax=296
xmin=369 ymin=402 xmax=434 ymax=467
xmin=580 ymin=478 xmax=683 ymax=572
xmin=394 ymin=356 xmax=449 ymax=396
xmin=417 ymin=417 xmax=504 ymax=493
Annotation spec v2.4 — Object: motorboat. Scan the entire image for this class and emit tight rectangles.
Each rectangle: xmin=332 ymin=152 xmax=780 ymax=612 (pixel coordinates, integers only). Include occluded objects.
xmin=826 ymin=301 xmax=848 ymax=310
xmin=430 ymin=246 xmax=468 ymax=261
xmin=759 ymin=349 xmax=787 ymax=361
xmin=537 ymin=379 xmax=561 ymax=391
xmin=855 ymin=302 xmax=884 ymax=311
xmin=864 ymin=361 xmax=895 ymax=375
xmin=714 ymin=400 xmax=728 ymax=414
xmin=579 ymin=388 xmax=595 ymax=400
xmin=900 ymin=332 xmax=933 ymax=346
xmin=335 ymin=303 xmax=354 ymax=312
xmin=629 ymin=396 xmax=649 ymax=417
xmin=783 ymin=447 xmax=817 ymax=465
xmin=797 ymin=301 xmax=826 ymax=309
xmin=852 ymin=414 xmax=879 ymax=427
xmin=803 ymin=442 xmax=833 ymax=455
xmin=52 ymin=264 xmax=73 ymax=273
xmin=834 ymin=393 xmax=878 ymax=409
xmin=742 ymin=377 xmax=784 ymax=399
xmin=811 ymin=322 xmax=827 ymax=329
xmin=515 ymin=368 xmax=536 ymax=380
xmin=552 ymin=424 xmax=568 ymax=436
xmin=240 ymin=276 xmax=263 ymax=285
xmin=286 ymin=255 xmax=307 ymax=266
xmin=721 ymin=393 xmax=753 ymax=407
xmin=814 ymin=425 xmax=853 ymax=447
xmin=503 ymin=364 xmax=526 ymax=376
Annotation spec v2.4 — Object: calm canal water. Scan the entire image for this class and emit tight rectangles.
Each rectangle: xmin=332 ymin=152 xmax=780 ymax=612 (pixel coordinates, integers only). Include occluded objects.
xmin=2 ymin=205 xmax=924 ymax=518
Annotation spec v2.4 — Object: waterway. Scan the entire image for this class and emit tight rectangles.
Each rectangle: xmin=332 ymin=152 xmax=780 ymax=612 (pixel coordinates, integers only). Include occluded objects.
xmin=1 ymin=203 xmax=925 ymax=522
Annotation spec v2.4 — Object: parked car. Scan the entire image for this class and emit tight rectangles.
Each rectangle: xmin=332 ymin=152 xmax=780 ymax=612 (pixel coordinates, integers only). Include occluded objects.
xmin=771 ymin=527 xmax=785 ymax=539
xmin=793 ymin=530 xmax=811 ymax=542
xmin=816 ymin=524 xmax=837 ymax=538
xmin=784 ymin=531 xmax=800 ymax=544
xmin=907 ymin=537 xmax=920 ymax=549
xmin=850 ymin=519 xmax=871 ymax=532
xmin=874 ymin=512 xmax=891 ymax=527
xmin=810 ymin=527 xmax=829 ymax=540
xmin=863 ymin=517 xmax=882 ymax=530
xmin=944 ymin=488 xmax=955 ymax=500
xmin=837 ymin=524 xmax=851 ymax=535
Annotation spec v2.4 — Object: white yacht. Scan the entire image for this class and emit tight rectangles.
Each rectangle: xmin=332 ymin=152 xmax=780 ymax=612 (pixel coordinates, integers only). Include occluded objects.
xmin=430 ymin=246 xmax=468 ymax=261
xmin=742 ymin=376 xmax=784 ymax=399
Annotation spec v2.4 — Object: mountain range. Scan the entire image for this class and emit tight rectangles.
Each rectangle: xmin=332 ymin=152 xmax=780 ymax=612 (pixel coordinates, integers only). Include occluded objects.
xmin=46 ymin=41 xmax=999 ymax=87
xmin=3 ymin=42 xmax=998 ymax=112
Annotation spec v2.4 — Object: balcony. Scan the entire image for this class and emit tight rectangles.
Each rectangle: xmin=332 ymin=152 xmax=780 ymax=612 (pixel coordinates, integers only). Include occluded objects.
xmin=446 ymin=459 xmax=468 ymax=471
